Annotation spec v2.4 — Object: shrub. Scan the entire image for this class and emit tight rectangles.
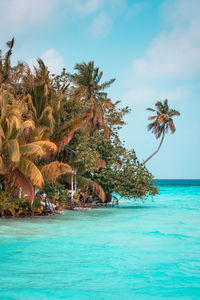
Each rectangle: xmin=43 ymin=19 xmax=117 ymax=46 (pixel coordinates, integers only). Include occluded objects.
xmin=39 ymin=183 xmax=70 ymax=207
xmin=0 ymin=190 xmax=31 ymax=217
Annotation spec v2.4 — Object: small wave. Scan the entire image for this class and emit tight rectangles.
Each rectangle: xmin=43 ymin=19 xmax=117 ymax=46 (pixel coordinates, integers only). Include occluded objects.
xmin=146 ymin=230 xmax=190 ymax=239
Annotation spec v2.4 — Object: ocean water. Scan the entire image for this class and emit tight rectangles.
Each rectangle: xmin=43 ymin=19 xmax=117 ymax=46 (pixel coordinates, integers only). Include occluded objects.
xmin=0 ymin=180 xmax=200 ymax=300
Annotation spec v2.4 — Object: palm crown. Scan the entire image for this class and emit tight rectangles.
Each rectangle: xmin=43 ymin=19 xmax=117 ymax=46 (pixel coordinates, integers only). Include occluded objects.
xmin=70 ymin=61 xmax=115 ymax=135
xmin=147 ymin=99 xmax=180 ymax=139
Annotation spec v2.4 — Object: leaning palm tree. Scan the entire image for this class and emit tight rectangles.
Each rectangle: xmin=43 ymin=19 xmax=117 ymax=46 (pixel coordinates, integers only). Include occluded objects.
xmin=143 ymin=99 xmax=180 ymax=165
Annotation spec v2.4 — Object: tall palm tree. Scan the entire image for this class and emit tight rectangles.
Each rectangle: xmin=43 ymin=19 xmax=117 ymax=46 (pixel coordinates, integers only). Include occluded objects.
xmin=69 ymin=61 xmax=115 ymax=136
xmin=21 ymin=59 xmax=89 ymax=151
xmin=143 ymin=99 xmax=180 ymax=165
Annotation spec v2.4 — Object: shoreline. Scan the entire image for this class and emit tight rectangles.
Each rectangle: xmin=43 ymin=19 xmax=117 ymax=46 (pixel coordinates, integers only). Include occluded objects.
xmin=0 ymin=203 xmax=109 ymax=219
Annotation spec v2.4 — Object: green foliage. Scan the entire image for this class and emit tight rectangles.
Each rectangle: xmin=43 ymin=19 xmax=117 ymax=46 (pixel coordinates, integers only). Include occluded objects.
xmin=81 ymin=133 xmax=159 ymax=200
xmin=40 ymin=183 xmax=70 ymax=204
xmin=75 ymin=138 xmax=100 ymax=173
xmin=0 ymin=189 xmax=44 ymax=217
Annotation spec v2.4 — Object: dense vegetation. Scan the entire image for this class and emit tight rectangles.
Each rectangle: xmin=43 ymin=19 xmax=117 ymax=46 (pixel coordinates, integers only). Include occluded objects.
xmin=0 ymin=38 xmax=158 ymax=217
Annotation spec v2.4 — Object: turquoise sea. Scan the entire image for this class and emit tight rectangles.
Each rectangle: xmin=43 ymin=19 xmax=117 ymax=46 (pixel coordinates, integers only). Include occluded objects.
xmin=0 ymin=180 xmax=200 ymax=300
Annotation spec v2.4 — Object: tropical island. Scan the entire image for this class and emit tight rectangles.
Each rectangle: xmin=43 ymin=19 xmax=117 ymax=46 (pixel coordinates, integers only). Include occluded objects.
xmin=1 ymin=1 xmax=200 ymax=298
xmin=0 ymin=38 xmax=181 ymax=217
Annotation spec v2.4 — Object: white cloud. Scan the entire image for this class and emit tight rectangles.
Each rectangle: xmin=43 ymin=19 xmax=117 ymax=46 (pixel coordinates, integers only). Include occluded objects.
xmin=161 ymin=0 xmax=200 ymax=26
xmin=124 ymin=0 xmax=200 ymax=107
xmin=83 ymin=0 xmax=125 ymax=37
xmin=0 ymin=0 xmax=126 ymax=39
xmin=126 ymin=1 xmax=151 ymax=18
xmin=132 ymin=0 xmax=200 ymax=80
xmin=90 ymin=13 xmax=111 ymax=38
xmin=0 ymin=0 xmax=57 ymax=31
xmin=73 ymin=0 xmax=102 ymax=16
xmin=125 ymin=86 xmax=156 ymax=105
xmin=28 ymin=49 xmax=64 ymax=74
xmin=125 ymin=85 xmax=191 ymax=106
xmin=41 ymin=49 xmax=64 ymax=74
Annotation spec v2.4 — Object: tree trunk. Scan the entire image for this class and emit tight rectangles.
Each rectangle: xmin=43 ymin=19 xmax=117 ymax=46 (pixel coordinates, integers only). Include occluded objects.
xmin=105 ymin=192 xmax=112 ymax=203
xmin=143 ymin=131 xmax=165 ymax=165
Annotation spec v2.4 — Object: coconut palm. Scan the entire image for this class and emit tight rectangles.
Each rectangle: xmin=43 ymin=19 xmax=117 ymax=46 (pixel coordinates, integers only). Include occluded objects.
xmin=21 ymin=60 xmax=89 ymax=151
xmin=69 ymin=61 xmax=115 ymax=136
xmin=143 ymin=99 xmax=180 ymax=165
xmin=0 ymin=86 xmax=71 ymax=202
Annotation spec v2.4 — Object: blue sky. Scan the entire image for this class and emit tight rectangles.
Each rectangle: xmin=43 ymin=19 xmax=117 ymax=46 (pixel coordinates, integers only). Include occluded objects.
xmin=0 ymin=0 xmax=199 ymax=179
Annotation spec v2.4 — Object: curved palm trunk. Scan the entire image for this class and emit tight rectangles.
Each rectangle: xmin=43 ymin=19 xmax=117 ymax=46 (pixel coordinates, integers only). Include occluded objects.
xmin=143 ymin=131 xmax=165 ymax=165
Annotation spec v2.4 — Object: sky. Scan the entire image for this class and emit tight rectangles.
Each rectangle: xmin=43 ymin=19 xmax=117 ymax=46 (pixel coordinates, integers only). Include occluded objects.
xmin=0 ymin=0 xmax=199 ymax=179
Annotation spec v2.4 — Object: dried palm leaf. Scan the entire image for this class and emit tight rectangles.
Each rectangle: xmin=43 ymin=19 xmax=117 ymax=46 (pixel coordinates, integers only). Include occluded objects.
xmin=7 ymin=139 xmax=20 ymax=163
xmin=20 ymin=143 xmax=44 ymax=160
xmin=11 ymin=169 xmax=35 ymax=203
xmin=33 ymin=141 xmax=57 ymax=157
xmin=77 ymin=176 xmax=105 ymax=202
xmin=18 ymin=158 xmax=44 ymax=188
xmin=0 ymin=156 xmax=6 ymax=174
xmin=41 ymin=161 xmax=72 ymax=183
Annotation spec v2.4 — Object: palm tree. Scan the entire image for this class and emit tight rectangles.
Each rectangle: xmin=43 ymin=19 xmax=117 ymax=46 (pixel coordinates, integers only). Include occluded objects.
xmin=143 ymin=99 xmax=180 ymax=165
xmin=0 ymin=86 xmax=53 ymax=199
xmin=21 ymin=59 xmax=89 ymax=151
xmin=0 ymin=85 xmax=72 ymax=202
xmin=19 ymin=60 xmax=89 ymax=194
xmin=69 ymin=61 xmax=115 ymax=136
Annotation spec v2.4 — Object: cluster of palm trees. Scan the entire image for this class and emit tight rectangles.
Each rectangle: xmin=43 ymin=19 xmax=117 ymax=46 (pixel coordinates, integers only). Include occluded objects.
xmin=0 ymin=38 xmax=119 ymax=204
xmin=0 ymin=38 xmax=180 ymax=210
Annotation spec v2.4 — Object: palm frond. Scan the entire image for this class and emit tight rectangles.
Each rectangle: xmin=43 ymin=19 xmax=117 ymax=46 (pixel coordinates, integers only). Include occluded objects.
xmin=18 ymin=119 xmax=35 ymax=141
xmin=148 ymin=116 xmax=156 ymax=120
xmin=39 ymin=106 xmax=55 ymax=134
xmin=163 ymin=99 xmax=169 ymax=112
xmin=20 ymin=119 xmax=35 ymax=132
xmin=168 ymin=109 xmax=180 ymax=117
xmin=169 ymin=119 xmax=176 ymax=133
xmin=20 ymin=143 xmax=44 ymax=160
xmin=6 ymin=38 xmax=15 ymax=49
xmin=31 ymin=126 xmax=49 ymax=141
xmin=146 ymin=108 xmax=156 ymax=112
xmin=0 ymin=123 xmax=5 ymax=138
xmin=33 ymin=141 xmax=57 ymax=157
xmin=7 ymin=139 xmax=20 ymax=164
xmin=147 ymin=122 xmax=155 ymax=131
xmin=7 ymin=115 xmax=21 ymax=139
xmin=54 ymin=134 xmax=73 ymax=153
xmin=41 ymin=161 xmax=72 ymax=183
xmin=53 ymin=114 xmax=89 ymax=140
xmin=0 ymin=156 xmax=6 ymax=174
xmin=77 ymin=176 xmax=105 ymax=202
xmin=100 ymin=78 xmax=115 ymax=90
xmin=11 ymin=169 xmax=35 ymax=203
xmin=18 ymin=158 xmax=44 ymax=188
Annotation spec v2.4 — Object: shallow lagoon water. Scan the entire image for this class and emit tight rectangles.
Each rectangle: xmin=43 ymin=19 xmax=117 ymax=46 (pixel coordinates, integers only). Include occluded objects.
xmin=0 ymin=180 xmax=200 ymax=299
